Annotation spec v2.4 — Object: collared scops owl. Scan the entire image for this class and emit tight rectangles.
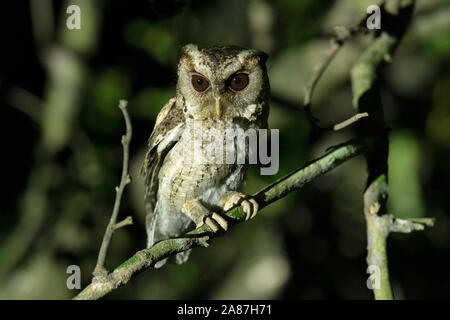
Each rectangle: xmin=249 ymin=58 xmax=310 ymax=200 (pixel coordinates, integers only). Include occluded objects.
xmin=141 ymin=44 xmax=270 ymax=267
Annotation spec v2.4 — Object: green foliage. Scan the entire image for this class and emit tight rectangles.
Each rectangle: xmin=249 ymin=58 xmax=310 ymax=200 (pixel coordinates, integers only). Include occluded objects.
xmin=388 ymin=132 xmax=425 ymax=219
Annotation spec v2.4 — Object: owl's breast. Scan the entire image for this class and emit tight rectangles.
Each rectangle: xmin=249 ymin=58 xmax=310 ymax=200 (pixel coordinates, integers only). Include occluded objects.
xmin=157 ymin=119 xmax=252 ymax=212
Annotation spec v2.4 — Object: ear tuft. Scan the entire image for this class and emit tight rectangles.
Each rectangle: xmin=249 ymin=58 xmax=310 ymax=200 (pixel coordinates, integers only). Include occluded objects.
xmin=257 ymin=50 xmax=269 ymax=64
xmin=181 ymin=43 xmax=199 ymax=55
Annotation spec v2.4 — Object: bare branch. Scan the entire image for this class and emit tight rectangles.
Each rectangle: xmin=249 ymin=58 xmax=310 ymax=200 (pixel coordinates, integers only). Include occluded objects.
xmin=333 ymin=112 xmax=369 ymax=131
xmin=389 ymin=217 xmax=435 ymax=233
xmin=114 ymin=216 xmax=134 ymax=230
xmin=302 ymin=5 xmax=377 ymax=128
xmin=92 ymin=100 xmax=133 ymax=278
xmin=350 ymin=0 xmax=434 ymax=300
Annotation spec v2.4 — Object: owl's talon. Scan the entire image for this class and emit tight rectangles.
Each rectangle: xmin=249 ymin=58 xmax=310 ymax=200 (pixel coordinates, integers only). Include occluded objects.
xmin=222 ymin=193 xmax=243 ymax=212
xmin=241 ymin=200 xmax=252 ymax=220
xmin=203 ymin=212 xmax=228 ymax=232
xmin=221 ymin=192 xmax=259 ymax=221
xmin=249 ymin=198 xmax=259 ymax=219
xmin=241 ymin=199 xmax=259 ymax=221
xmin=212 ymin=212 xmax=229 ymax=230
xmin=205 ymin=217 xmax=219 ymax=232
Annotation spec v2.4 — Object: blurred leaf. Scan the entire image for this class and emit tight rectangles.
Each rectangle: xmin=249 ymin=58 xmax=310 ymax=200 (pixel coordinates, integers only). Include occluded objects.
xmin=124 ymin=19 xmax=177 ymax=65
xmin=427 ymin=76 xmax=450 ymax=148
xmin=388 ymin=132 xmax=425 ymax=219
xmin=426 ymin=31 xmax=450 ymax=56
xmin=86 ymin=68 xmax=131 ymax=135
xmin=134 ymin=87 xmax=174 ymax=121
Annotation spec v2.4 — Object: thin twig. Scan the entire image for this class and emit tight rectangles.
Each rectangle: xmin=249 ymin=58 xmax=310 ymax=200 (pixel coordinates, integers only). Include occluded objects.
xmin=6 ymin=86 xmax=42 ymax=123
xmin=303 ymin=23 xmax=366 ymax=128
xmin=303 ymin=24 xmax=359 ymax=106
xmin=74 ymin=142 xmax=364 ymax=299
xmin=333 ymin=112 xmax=369 ymax=131
xmin=389 ymin=217 xmax=435 ymax=233
xmin=93 ymin=100 xmax=133 ymax=278
xmin=114 ymin=216 xmax=134 ymax=230
xmin=303 ymin=1 xmax=386 ymax=129
xmin=303 ymin=38 xmax=342 ymax=109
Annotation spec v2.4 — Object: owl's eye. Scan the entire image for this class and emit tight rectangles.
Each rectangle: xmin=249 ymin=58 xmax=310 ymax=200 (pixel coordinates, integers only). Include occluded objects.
xmin=191 ymin=74 xmax=210 ymax=92
xmin=228 ymin=73 xmax=249 ymax=91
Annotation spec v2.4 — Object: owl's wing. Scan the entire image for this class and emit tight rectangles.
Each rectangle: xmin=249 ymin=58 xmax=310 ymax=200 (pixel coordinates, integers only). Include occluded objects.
xmin=140 ymin=97 xmax=185 ymax=246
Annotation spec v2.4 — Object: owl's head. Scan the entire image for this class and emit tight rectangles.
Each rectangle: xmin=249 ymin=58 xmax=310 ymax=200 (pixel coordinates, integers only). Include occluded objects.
xmin=176 ymin=44 xmax=269 ymax=123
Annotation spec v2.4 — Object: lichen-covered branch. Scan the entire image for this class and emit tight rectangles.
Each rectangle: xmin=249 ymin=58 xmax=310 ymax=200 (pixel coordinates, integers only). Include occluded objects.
xmin=363 ymin=176 xmax=434 ymax=300
xmin=74 ymin=142 xmax=363 ymax=300
xmin=351 ymin=0 xmax=434 ymax=300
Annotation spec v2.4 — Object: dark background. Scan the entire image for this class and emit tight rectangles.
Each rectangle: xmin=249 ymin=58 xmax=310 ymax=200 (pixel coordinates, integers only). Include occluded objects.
xmin=0 ymin=0 xmax=449 ymax=299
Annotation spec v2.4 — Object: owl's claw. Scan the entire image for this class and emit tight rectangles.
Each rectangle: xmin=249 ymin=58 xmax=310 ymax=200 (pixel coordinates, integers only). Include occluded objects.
xmin=222 ymin=192 xmax=259 ymax=221
xmin=240 ymin=198 xmax=259 ymax=221
xmin=199 ymin=212 xmax=228 ymax=232
xmin=183 ymin=198 xmax=228 ymax=233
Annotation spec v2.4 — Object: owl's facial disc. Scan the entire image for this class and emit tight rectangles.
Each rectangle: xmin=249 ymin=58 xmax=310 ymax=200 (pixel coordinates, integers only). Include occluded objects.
xmin=178 ymin=44 xmax=269 ymax=121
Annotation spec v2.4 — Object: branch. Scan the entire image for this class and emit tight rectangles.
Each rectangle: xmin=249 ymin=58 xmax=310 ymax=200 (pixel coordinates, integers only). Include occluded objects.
xmin=333 ymin=112 xmax=369 ymax=131
xmin=350 ymin=0 xmax=434 ymax=300
xmin=114 ymin=216 xmax=134 ymax=230
xmin=74 ymin=142 xmax=364 ymax=299
xmin=303 ymin=25 xmax=357 ymax=109
xmin=302 ymin=1 xmax=385 ymax=129
xmin=389 ymin=217 xmax=435 ymax=233
xmin=92 ymin=100 xmax=133 ymax=278
xmin=363 ymin=176 xmax=434 ymax=300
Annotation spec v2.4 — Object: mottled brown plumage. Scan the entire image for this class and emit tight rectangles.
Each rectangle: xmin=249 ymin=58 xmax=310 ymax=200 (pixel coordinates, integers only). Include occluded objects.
xmin=141 ymin=44 xmax=270 ymax=267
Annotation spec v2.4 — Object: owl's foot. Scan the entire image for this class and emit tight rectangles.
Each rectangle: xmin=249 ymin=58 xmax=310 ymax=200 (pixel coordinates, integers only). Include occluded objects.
xmin=220 ymin=191 xmax=259 ymax=221
xmin=182 ymin=198 xmax=228 ymax=233
xmin=201 ymin=212 xmax=228 ymax=232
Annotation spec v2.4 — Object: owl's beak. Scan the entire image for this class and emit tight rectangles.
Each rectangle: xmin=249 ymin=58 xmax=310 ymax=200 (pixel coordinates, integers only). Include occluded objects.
xmin=215 ymin=96 xmax=222 ymax=120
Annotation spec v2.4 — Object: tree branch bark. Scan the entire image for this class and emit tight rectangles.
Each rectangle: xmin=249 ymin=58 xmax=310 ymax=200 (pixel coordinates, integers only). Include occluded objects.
xmin=351 ymin=0 xmax=433 ymax=300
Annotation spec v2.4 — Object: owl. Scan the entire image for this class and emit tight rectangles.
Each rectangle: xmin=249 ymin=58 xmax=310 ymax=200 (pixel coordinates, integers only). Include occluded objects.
xmin=141 ymin=44 xmax=270 ymax=267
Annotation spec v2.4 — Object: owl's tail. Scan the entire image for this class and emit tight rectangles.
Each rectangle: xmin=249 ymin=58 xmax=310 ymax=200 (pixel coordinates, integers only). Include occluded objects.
xmin=152 ymin=250 xmax=192 ymax=269
xmin=146 ymin=206 xmax=192 ymax=268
